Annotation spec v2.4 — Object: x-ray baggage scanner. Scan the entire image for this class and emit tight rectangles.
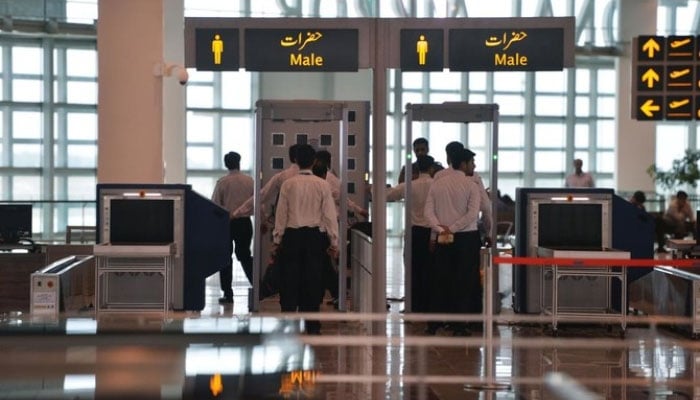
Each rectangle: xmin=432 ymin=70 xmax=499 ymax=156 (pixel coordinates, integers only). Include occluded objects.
xmin=252 ymin=100 xmax=370 ymax=311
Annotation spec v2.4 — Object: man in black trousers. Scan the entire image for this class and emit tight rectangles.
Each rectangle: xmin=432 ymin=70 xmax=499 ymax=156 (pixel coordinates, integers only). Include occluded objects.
xmin=272 ymin=144 xmax=338 ymax=334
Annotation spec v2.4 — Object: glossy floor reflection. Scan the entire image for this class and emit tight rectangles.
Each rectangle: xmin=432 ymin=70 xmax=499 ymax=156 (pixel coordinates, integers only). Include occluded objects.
xmin=0 ymin=238 xmax=699 ymax=399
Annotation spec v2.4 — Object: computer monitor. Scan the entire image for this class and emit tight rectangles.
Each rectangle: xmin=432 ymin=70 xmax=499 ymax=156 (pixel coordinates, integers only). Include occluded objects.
xmin=537 ymin=202 xmax=603 ymax=249
xmin=0 ymin=204 xmax=32 ymax=244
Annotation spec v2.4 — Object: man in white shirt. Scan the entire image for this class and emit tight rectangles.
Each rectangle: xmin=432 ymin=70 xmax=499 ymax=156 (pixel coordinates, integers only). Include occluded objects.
xmin=564 ymin=158 xmax=595 ymax=188
xmin=231 ymin=144 xmax=300 ymax=224
xmin=424 ymin=148 xmax=481 ymax=336
xmin=656 ymin=190 xmax=697 ymax=252
xmin=386 ymin=154 xmax=434 ymax=312
xmin=211 ymin=151 xmax=254 ymax=303
xmin=273 ymin=144 xmax=338 ymax=335
xmin=434 ymin=141 xmax=493 ymax=246
xmin=314 ymin=150 xmax=369 ymax=219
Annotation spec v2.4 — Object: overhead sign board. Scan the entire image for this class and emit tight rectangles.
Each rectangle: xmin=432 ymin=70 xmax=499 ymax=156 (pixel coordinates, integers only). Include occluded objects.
xmin=400 ymin=29 xmax=444 ymax=71
xmin=632 ymin=35 xmax=700 ymax=120
xmin=244 ymin=29 xmax=359 ymax=72
xmin=448 ymin=28 xmax=564 ymax=71
xmin=195 ymin=28 xmax=240 ymax=71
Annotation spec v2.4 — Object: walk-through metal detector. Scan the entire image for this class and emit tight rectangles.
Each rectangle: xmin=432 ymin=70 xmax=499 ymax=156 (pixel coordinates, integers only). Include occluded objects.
xmin=405 ymin=102 xmax=508 ymax=392
xmin=251 ymin=100 xmax=370 ymax=312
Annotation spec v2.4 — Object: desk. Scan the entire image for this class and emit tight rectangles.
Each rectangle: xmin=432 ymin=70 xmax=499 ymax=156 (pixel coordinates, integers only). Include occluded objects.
xmin=537 ymin=247 xmax=630 ymax=336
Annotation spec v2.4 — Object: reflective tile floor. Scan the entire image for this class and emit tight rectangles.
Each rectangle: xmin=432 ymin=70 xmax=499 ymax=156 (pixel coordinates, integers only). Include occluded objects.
xmin=1 ymin=240 xmax=699 ymax=399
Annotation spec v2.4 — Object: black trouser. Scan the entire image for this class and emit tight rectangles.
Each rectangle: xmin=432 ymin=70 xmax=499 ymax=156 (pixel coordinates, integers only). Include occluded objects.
xmin=410 ymin=225 xmax=432 ymax=312
xmin=321 ymin=233 xmax=338 ymax=300
xmin=278 ymin=227 xmax=326 ymax=333
xmin=428 ymin=230 xmax=482 ymax=331
xmin=219 ymin=217 xmax=253 ymax=298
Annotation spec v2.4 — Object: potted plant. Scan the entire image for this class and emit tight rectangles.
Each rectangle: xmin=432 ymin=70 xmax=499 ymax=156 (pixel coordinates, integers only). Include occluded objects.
xmin=647 ymin=149 xmax=700 ymax=191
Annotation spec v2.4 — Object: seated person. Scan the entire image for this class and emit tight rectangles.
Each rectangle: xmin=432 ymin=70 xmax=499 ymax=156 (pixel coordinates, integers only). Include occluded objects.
xmin=656 ymin=190 xmax=696 ymax=252
xmin=629 ymin=191 xmax=646 ymax=211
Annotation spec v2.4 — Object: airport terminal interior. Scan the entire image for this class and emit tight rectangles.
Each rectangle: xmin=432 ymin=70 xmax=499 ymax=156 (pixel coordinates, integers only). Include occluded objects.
xmin=3 ymin=0 xmax=700 ymax=399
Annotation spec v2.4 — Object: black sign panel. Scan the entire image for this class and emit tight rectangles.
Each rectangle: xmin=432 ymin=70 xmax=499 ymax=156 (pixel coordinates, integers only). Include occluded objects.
xmin=448 ymin=28 xmax=564 ymax=71
xmin=400 ymin=29 xmax=443 ymax=71
xmin=195 ymin=29 xmax=240 ymax=71
xmin=244 ymin=29 xmax=358 ymax=72
xmin=632 ymin=36 xmax=700 ymax=120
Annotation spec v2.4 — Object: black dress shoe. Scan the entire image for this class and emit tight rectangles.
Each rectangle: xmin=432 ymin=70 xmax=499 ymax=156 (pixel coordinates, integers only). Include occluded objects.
xmin=218 ymin=297 xmax=234 ymax=304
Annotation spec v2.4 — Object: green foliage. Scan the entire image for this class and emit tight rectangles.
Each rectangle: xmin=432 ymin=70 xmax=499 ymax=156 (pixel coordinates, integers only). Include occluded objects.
xmin=647 ymin=149 xmax=700 ymax=190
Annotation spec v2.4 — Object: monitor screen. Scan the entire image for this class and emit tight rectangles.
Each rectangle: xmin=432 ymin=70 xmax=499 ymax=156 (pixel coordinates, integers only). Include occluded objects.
xmin=537 ymin=203 xmax=603 ymax=249
xmin=0 ymin=204 xmax=32 ymax=244
xmin=109 ymin=199 xmax=174 ymax=245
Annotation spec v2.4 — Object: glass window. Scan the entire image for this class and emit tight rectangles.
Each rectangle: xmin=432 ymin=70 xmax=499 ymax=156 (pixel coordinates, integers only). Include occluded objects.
xmin=534 ymin=150 xmax=565 ymax=173
xmin=535 ymin=178 xmax=566 ymax=188
xmin=12 ymin=175 xmax=41 ymax=200
xmin=494 ymin=94 xmax=525 ymax=115
xmin=575 ymin=70 xmax=590 ymax=93
xmin=187 ymin=146 xmax=215 ymax=170
xmin=221 ymin=70 xmax=252 ymax=109
xmin=66 ymin=176 xmax=96 ymax=200
xmin=499 ymin=150 xmax=523 ymax=172
xmin=493 ymin=71 xmax=525 ymax=92
xmin=575 ymin=124 xmax=590 ymax=148
xmin=13 ymin=47 xmax=42 ymax=75
xmin=430 ymin=71 xmax=461 ymax=90
xmin=534 ymin=124 xmax=566 ymax=148
xmin=596 ymin=151 xmax=615 ymax=173
xmin=574 ymin=96 xmax=590 ymax=116
xmin=13 ymin=111 xmax=42 ymax=139
xmin=468 ymin=72 xmax=488 ymax=91
xmin=429 ymin=92 xmax=460 ymax=103
xmin=401 ymin=72 xmax=424 ymax=90
xmin=596 ymin=96 xmax=616 ymax=117
xmin=597 ymin=70 xmax=616 ymax=94
xmin=466 ymin=123 xmax=486 ymax=147
xmin=535 ymin=71 xmax=566 ymax=93
xmin=187 ymin=176 xmax=217 ymax=199
xmin=66 ymin=81 xmax=97 ymax=104
xmin=596 ymin=120 xmax=615 ymax=149
xmin=187 ymin=112 xmax=215 ymax=143
xmin=535 ymin=95 xmax=567 ymax=116
xmin=67 ymin=144 xmax=97 ymax=167
xmin=67 ymin=113 xmax=97 ymax=140
xmin=187 ymin=85 xmax=215 ymax=108
xmin=500 ymin=123 xmax=524 ymax=147
xmin=66 ymin=49 xmax=97 ymax=77
xmin=656 ymin=124 xmax=688 ymax=170
xmin=13 ymin=79 xmax=43 ymax=102
xmin=222 ymin=116 xmax=253 ymax=171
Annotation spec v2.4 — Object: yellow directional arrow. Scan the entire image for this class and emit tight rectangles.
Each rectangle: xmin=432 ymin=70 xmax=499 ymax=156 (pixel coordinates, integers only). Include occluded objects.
xmin=641 ymin=68 xmax=660 ymax=88
xmin=642 ymin=37 xmax=661 ymax=58
xmin=640 ymin=99 xmax=660 ymax=117
xmin=210 ymin=373 xmax=223 ymax=396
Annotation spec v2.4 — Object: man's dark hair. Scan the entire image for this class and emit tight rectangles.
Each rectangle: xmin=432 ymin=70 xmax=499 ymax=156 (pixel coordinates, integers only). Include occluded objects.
xmin=295 ymin=144 xmax=316 ymax=169
xmin=413 ymin=137 xmax=429 ymax=148
xmin=632 ymin=190 xmax=646 ymax=204
xmin=289 ymin=144 xmax=300 ymax=163
xmin=224 ymin=151 xmax=241 ymax=170
xmin=677 ymin=190 xmax=688 ymax=200
xmin=416 ymin=155 xmax=434 ymax=173
xmin=312 ymin=162 xmax=328 ymax=179
xmin=450 ymin=148 xmax=475 ymax=169
xmin=315 ymin=149 xmax=332 ymax=165
xmin=445 ymin=141 xmax=464 ymax=162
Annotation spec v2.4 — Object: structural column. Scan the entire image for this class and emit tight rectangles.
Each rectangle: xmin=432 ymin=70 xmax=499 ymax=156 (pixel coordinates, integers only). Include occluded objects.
xmin=97 ymin=0 xmax=186 ymax=184
xmin=615 ymin=0 xmax=657 ymax=192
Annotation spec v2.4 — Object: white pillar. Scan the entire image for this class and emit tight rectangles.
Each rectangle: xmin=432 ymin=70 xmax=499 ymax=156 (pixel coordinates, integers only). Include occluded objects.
xmin=615 ymin=0 xmax=657 ymax=192
xmin=97 ymin=0 xmax=186 ymax=184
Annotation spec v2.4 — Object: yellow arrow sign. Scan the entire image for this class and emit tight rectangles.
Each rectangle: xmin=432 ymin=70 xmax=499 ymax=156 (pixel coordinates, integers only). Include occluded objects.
xmin=641 ymin=68 xmax=660 ymax=88
xmin=210 ymin=373 xmax=223 ymax=396
xmin=642 ymin=38 xmax=661 ymax=58
xmin=640 ymin=99 xmax=660 ymax=117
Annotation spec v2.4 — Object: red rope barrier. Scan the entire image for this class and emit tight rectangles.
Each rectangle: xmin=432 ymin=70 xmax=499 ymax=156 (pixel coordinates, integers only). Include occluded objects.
xmin=493 ymin=256 xmax=700 ymax=268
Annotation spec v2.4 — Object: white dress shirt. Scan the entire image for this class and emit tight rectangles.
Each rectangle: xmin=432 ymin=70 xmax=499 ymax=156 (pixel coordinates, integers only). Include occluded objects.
xmin=432 ymin=169 xmax=492 ymax=233
xmin=424 ymin=168 xmax=480 ymax=233
xmin=233 ymin=164 xmax=299 ymax=218
xmin=565 ymin=172 xmax=595 ymax=188
xmin=386 ymin=172 xmax=433 ymax=227
xmin=273 ymin=171 xmax=339 ymax=247
xmin=211 ymin=170 xmax=254 ymax=213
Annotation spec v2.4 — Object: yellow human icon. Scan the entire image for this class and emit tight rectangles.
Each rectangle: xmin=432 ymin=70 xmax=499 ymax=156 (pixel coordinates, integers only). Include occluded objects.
xmin=416 ymin=34 xmax=428 ymax=65
xmin=211 ymin=34 xmax=223 ymax=65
